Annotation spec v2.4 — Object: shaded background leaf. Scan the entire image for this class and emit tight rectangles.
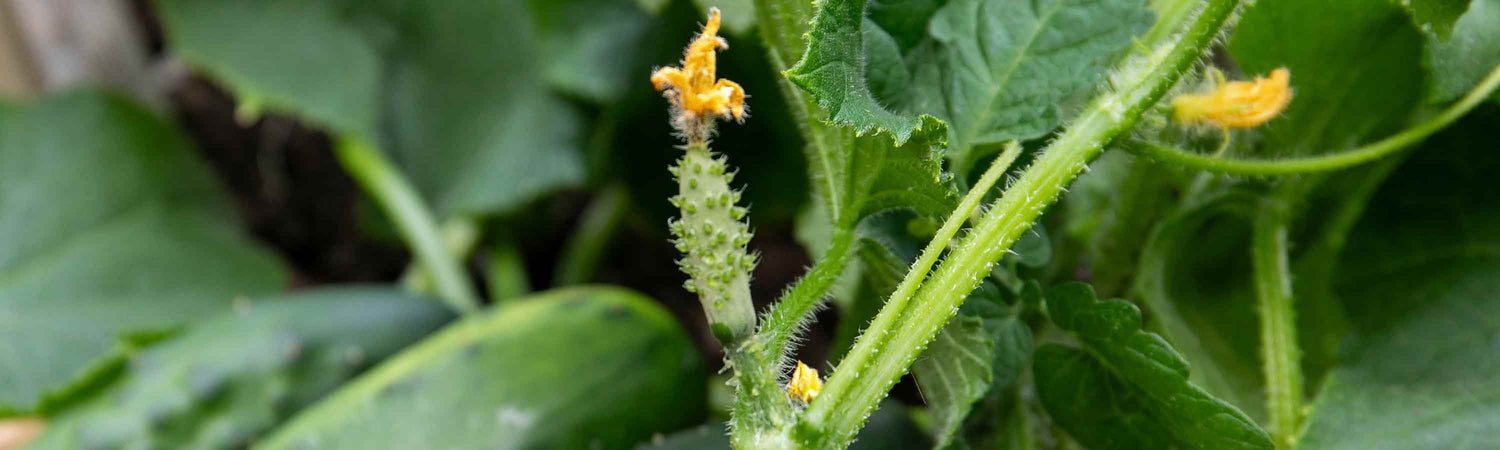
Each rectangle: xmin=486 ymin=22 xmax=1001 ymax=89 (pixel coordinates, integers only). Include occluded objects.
xmin=156 ymin=0 xmax=596 ymax=217
xmin=257 ymin=287 xmax=706 ymax=450
xmin=0 ymin=92 xmax=286 ymax=415
xmin=1298 ymin=104 xmax=1500 ymax=450
xmin=1423 ymin=0 xmax=1500 ymax=104
xmin=26 ymin=287 xmax=453 ymax=449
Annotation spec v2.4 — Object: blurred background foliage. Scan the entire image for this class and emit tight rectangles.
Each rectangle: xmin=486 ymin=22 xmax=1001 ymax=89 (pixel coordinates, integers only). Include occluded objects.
xmin=0 ymin=0 xmax=824 ymax=447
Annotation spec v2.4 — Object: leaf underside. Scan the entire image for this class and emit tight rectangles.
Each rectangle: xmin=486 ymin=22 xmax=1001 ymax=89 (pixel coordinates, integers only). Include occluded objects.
xmin=1297 ymin=105 xmax=1500 ymax=450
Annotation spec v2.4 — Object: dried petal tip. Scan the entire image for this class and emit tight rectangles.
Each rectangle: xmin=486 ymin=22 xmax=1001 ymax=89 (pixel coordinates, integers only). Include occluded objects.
xmin=788 ymin=361 xmax=823 ymax=404
xmin=1171 ymin=67 xmax=1292 ymax=129
xmin=651 ymin=8 xmax=747 ymax=142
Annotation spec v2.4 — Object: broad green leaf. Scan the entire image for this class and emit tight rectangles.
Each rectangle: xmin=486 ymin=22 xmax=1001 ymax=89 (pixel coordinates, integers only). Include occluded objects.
xmin=156 ymin=0 xmax=588 ymax=216
xmin=1036 ymin=283 xmax=1272 ymax=450
xmin=853 ymin=134 xmax=959 ymax=223
xmin=257 ymin=287 xmax=706 ymax=449
xmin=790 ymin=0 xmax=1150 ymax=168
xmin=793 ymin=127 xmax=956 ymax=275
xmin=1424 ymin=0 xmax=1500 ymax=104
xmin=784 ymin=0 xmax=947 ymax=145
xmin=892 ymin=0 xmax=1152 ymax=168
xmin=0 ymin=92 xmax=286 ymax=416
xmin=1399 ymin=0 xmax=1473 ymax=40
xmin=1229 ymin=0 xmax=1425 ymax=154
xmin=26 ymin=287 xmax=453 ymax=449
xmin=1126 ymin=184 xmax=1268 ymax=422
xmin=1033 ymin=346 xmax=1171 ymax=449
xmin=1298 ymin=106 xmax=1500 ymax=450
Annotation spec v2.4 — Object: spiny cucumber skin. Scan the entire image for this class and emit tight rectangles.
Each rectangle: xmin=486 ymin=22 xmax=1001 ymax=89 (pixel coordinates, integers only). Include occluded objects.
xmin=670 ymin=143 xmax=757 ymax=343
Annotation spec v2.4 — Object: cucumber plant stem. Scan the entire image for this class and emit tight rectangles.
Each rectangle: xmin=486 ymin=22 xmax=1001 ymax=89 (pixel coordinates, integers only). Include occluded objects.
xmin=1253 ymin=200 xmax=1301 ymax=449
xmin=799 ymin=0 xmax=1244 ymax=446
xmin=333 ymin=136 xmax=479 ymax=313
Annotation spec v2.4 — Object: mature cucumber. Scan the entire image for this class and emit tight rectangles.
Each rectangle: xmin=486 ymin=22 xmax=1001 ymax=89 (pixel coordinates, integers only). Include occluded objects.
xmin=27 ymin=287 xmax=455 ymax=449
xmin=256 ymin=286 xmax=707 ymax=450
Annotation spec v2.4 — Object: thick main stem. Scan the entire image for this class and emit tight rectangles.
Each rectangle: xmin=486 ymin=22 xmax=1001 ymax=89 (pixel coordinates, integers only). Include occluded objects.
xmin=334 ymin=136 xmax=479 ymax=313
xmin=799 ymin=0 xmax=1244 ymax=446
xmin=1253 ymin=201 xmax=1302 ymax=449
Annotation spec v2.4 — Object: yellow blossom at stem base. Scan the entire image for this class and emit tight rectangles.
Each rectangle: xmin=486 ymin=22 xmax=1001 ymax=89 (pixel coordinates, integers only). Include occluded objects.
xmin=650 ymin=8 xmax=747 ymax=143
xmin=1171 ymin=67 xmax=1292 ymax=129
xmin=788 ymin=361 xmax=823 ymax=404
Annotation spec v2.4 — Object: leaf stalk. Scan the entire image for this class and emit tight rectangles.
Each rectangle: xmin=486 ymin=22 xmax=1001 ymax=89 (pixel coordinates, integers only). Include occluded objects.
xmin=1252 ymin=200 xmax=1302 ymax=449
xmin=334 ymin=136 xmax=479 ymax=313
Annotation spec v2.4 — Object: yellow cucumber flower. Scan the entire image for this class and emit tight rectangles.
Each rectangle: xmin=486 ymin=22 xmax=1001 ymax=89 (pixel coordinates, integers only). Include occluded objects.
xmin=651 ymin=8 xmax=747 ymax=142
xmin=1171 ymin=67 xmax=1292 ymax=129
xmin=788 ymin=361 xmax=823 ymax=404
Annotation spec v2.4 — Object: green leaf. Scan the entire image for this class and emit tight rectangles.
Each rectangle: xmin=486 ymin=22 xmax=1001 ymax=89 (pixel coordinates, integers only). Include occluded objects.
xmin=1126 ymin=185 xmax=1268 ymax=422
xmin=784 ymin=0 xmax=947 ymax=145
xmin=1036 ymin=282 xmax=1272 ymax=450
xmin=1424 ymin=0 xmax=1500 ymax=104
xmin=889 ymin=0 xmax=1153 ymax=167
xmin=25 ymin=287 xmax=453 ymax=448
xmin=789 ymin=0 xmax=1150 ymax=168
xmin=1399 ymin=0 xmax=1473 ymax=40
xmin=0 ymin=92 xmax=286 ymax=416
xmin=1229 ymin=0 xmax=1426 ymax=154
xmin=853 ymin=134 xmax=959 ymax=223
xmin=794 ymin=125 xmax=956 ymax=269
xmin=156 ymin=0 xmax=588 ymax=216
xmin=1297 ymin=106 xmax=1500 ymax=450
xmin=257 ymin=287 xmax=706 ymax=449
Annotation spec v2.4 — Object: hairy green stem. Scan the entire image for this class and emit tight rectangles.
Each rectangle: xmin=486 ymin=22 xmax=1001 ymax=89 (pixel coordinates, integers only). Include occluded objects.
xmin=1123 ymin=62 xmax=1500 ymax=175
xmin=1253 ymin=201 xmax=1302 ymax=449
xmin=553 ymin=184 xmax=629 ymax=286
xmin=800 ymin=0 xmax=1244 ymax=446
xmin=333 ymin=136 xmax=479 ymax=313
xmin=727 ymin=344 xmax=797 ymax=448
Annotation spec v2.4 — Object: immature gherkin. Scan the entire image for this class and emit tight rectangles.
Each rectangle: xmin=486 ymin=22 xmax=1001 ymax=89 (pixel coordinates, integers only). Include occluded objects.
xmin=653 ymin=8 xmax=756 ymax=343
